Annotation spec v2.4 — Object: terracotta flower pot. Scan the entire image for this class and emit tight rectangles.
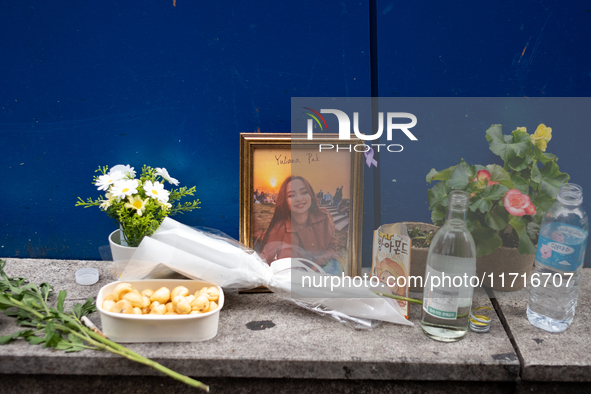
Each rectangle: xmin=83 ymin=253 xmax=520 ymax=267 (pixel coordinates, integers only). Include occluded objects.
xmin=476 ymin=247 xmax=535 ymax=291
xmin=402 ymin=222 xmax=438 ymax=293
xmin=404 ymin=222 xmax=535 ymax=292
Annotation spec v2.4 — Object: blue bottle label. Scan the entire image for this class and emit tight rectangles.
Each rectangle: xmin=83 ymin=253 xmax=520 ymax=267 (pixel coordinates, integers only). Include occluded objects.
xmin=536 ymin=223 xmax=588 ymax=271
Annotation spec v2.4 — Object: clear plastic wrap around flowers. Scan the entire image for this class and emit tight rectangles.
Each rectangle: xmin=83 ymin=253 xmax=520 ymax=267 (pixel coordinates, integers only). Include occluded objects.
xmin=119 ymin=218 xmax=412 ymax=328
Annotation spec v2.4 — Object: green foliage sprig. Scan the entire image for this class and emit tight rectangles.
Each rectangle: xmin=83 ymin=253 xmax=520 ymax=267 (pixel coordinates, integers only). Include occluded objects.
xmin=426 ymin=124 xmax=569 ymax=257
xmin=0 ymin=259 xmax=209 ymax=391
xmin=76 ymin=165 xmax=200 ymax=247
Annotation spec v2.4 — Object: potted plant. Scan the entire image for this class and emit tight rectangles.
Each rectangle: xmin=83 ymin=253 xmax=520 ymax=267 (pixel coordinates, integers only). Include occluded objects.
xmin=77 ymin=164 xmax=200 ymax=262
xmin=403 ymin=222 xmax=437 ymax=292
xmin=425 ymin=124 xmax=569 ymax=290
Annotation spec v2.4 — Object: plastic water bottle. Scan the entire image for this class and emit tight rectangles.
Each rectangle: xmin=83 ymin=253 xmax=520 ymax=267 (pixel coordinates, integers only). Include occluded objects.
xmin=527 ymin=183 xmax=588 ymax=333
xmin=421 ymin=190 xmax=476 ymax=342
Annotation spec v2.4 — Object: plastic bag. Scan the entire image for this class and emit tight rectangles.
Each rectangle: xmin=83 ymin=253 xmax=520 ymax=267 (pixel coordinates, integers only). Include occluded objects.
xmin=119 ymin=218 xmax=412 ymax=328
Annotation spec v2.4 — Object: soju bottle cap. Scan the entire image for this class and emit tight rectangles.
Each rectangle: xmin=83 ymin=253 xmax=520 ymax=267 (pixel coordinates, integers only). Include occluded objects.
xmin=469 ymin=306 xmax=492 ymax=333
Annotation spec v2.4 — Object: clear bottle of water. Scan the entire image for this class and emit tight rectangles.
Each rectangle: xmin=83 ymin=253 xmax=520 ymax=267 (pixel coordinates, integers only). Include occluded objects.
xmin=421 ymin=190 xmax=476 ymax=342
xmin=527 ymin=183 xmax=588 ymax=333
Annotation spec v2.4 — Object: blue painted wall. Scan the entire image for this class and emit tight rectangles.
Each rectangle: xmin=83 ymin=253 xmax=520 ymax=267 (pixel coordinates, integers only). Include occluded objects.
xmin=1 ymin=1 xmax=589 ymax=265
xmin=0 ymin=1 xmax=370 ymax=259
xmin=375 ymin=1 xmax=591 ymax=265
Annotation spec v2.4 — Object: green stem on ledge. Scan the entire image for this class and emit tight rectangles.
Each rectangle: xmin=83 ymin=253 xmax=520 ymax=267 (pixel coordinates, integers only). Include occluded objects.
xmin=373 ymin=291 xmax=423 ymax=305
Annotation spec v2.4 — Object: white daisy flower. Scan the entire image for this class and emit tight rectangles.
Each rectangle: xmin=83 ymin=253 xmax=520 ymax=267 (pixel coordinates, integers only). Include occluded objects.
xmin=95 ymin=171 xmax=124 ymax=191
xmin=144 ymin=180 xmax=170 ymax=203
xmin=155 ymin=167 xmax=179 ymax=186
xmin=110 ymin=164 xmax=136 ymax=178
xmin=125 ymin=195 xmax=147 ymax=216
xmin=110 ymin=179 xmax=139 ymax=198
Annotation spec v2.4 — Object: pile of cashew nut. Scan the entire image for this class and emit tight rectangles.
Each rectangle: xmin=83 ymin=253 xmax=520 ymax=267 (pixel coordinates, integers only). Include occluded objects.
xmin=101 ymin=283 xmax=220 ymax=315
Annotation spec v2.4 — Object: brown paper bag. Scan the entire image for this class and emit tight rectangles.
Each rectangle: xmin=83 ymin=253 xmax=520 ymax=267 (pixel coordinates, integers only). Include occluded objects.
xmin=371 ymin=223 xmax=411 ymax=319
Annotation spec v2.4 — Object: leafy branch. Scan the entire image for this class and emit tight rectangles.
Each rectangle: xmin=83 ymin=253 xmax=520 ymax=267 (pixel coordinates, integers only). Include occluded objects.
xmin=0 ymin=259 xmax=209 ymax=391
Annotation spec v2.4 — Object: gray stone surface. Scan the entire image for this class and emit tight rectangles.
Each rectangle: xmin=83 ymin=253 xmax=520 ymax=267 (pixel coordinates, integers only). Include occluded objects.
xmin=0 ymin=258 xmax=518 ymax=383
xmin=0 ymin=375 xmax=521 ymax=394
xmin=492 ymin=269 xmax=591 ymax=382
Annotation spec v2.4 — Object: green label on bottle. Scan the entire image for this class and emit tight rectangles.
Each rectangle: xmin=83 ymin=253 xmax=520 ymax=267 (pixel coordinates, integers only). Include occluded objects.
xmin=423 ymin=265 xmax=461 ymax=320
xmin=426 ymin=306 xmax=457 ymax=319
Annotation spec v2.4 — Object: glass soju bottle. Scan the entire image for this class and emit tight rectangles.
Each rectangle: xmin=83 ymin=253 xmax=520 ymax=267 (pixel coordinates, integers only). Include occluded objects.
xmin=421 ymin=190 xmax=476 ymax=342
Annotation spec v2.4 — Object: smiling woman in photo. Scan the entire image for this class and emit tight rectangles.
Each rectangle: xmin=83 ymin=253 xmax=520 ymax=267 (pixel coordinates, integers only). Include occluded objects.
xmin=259 ymin=175 xmax=342 ymax=274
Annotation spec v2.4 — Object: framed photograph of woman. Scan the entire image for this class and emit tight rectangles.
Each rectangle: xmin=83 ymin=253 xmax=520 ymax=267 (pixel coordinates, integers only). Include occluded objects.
xmin=239 ymin=133 xmax=364 ymax=276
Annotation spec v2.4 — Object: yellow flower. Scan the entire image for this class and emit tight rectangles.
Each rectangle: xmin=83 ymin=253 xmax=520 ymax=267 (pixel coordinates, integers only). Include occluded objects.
xmin=125 ymin=195 xmax=147 ymax=216
xmin=530 ymin=124 xmax=552 ymax=152
xmin=99 ymin=192 xmax=117 ymax=210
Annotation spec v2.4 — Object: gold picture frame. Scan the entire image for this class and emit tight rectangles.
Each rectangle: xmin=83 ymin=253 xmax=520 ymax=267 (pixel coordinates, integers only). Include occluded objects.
xmin=239 ymin=133 xmax=364 ymax=276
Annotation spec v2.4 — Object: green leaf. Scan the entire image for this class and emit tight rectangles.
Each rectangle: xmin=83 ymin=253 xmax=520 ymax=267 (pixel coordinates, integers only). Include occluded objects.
xmin=530 ymin=193 xmax=554 ymax=224
xmin=471 ymin=222 xmax=503 ymax=257
xmin=0 ymin=330 xmax=35 ymax=345
xmin=469 ymin=184 xmax=509 ymax=214
xmin=469 ymin=196 xmax=493 ymax=214
xmin=534 ymin=146 xmax=557 ymax=164
xmin=510 ymin=128 xmax=532 ymax=155
xmin=507 ymin=155 xmax=528 ymax=172
xmin=448 ymin=162 xmax=473 ymax=190
xmin=487 ymin=124 xmax=531 ymax=165
xmin=0 ymin=334 xmax=17 ymax=345
xmin=43 ymin=321 xmax=62 ymax=349
xmin=427 ymin=181 xmax=450 ymax=210
xmin=431 ymin=205 xmax=447 ymax=227
xmin=39 ymin=282 xmax=54 ymax=303
xmin=518 ymin=232 xmax=537 ymax=254
xmin=511 ymin=174 xmax=530 ymax=195
xmin=486 ymin=164 xmax=514 ymax=189
xmin=526 ymin=221 xmax=540 ymax=240
xmin=481 ymin=183 xmax=510 ymax=200
xmin=509 ymin=216 xmax=527 ymax=236
xmin=72 ymin=298 xmax=97 ymax=319
xmin=426 ymin=165 xmax=456 ymax=183
xmin=55 ymin=336 xmax=86 ymax=352
xmin=57 ymin=290 xmax=66 ymax=313
xmin=485 ymin=204 xmax=510 ymax=231
xmin=0 ymin=294 xmax=14 ymax=311
xmin=485 ymin=124 xmax=504 ymax=144
xmin=509 ymin=216 xmax=536 ymax=254
xmin=530 ymin=161 xmax=542 ymax=184
xmin=538 ymin=161 xmax=570 ymax=199
xmin=27 ymin=336 xmax=46 ymax=345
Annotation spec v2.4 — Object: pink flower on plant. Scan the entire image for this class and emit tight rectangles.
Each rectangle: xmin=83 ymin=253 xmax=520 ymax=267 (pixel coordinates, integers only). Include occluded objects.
xmin=524 ymin=203 xmax=536 ymax=215
xmin=471 ymin=169 xmax=491 ymax=183
xmin=503 ymin=189 xmax=536 ymax=216
xmin=470 ymin=169 xmax=499 ymax=187
xmin=540 ymin=244 xmax=552 ymax=259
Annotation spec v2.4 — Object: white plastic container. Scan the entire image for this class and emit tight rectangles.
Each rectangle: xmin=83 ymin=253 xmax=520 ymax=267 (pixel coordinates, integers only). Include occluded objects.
xmin=96 ymin=279 xmax=224 ymax=343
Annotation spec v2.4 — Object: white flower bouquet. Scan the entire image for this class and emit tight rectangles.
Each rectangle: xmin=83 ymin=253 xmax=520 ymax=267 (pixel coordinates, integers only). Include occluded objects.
xmin=77 ymin=164 xmax=200 ymax=247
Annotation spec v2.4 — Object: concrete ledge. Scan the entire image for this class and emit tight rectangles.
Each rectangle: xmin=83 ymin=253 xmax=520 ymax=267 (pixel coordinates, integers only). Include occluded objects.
xmin=0 ymin=375 xmax=524 ymax=394
xmin=0 ymin=258 xmax=520 ymax=385
xmin=492 ymin=269 xmax=591 ymax=382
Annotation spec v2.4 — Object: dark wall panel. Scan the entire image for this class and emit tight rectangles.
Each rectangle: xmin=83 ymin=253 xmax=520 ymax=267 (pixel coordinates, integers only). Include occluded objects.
xmin=376 ymin=1 xmax=591 ymax=264
xmin=0 ymin=1 xmax=371 ymax=259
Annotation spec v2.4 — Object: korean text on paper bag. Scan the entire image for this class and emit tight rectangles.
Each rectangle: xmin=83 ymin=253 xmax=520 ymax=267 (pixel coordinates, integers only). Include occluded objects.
xmin=371 ymin=223 xmax=411 ymax=319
